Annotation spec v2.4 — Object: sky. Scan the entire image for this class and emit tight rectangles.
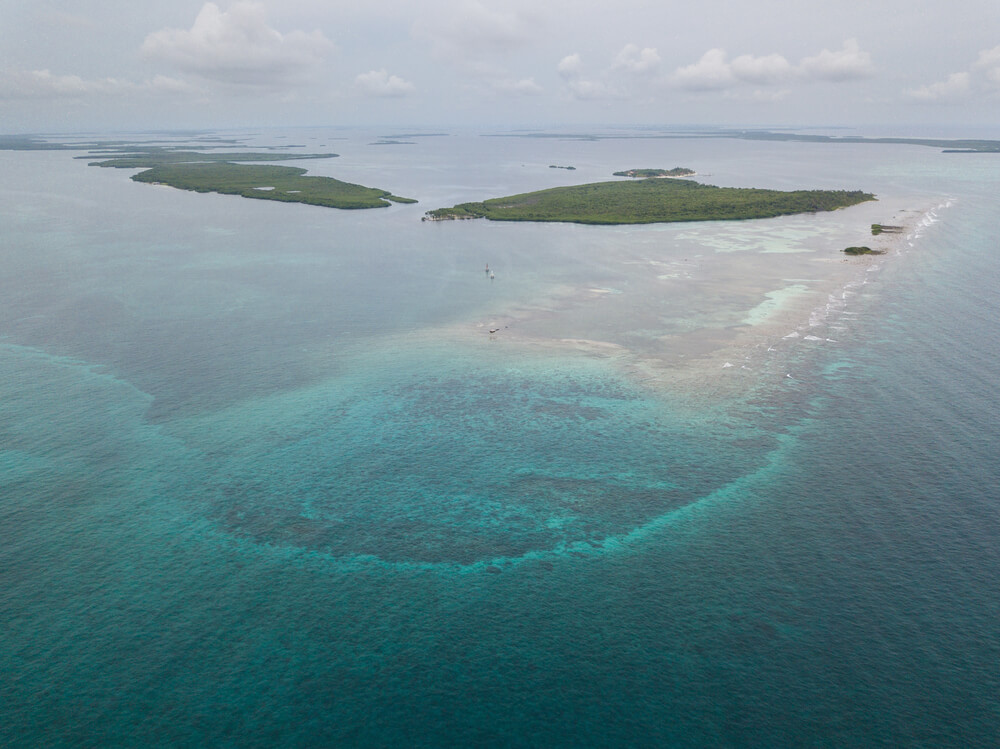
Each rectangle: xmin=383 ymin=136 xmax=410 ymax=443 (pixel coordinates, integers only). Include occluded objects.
xmin=1 ymin=0 xmax=998 ymax=133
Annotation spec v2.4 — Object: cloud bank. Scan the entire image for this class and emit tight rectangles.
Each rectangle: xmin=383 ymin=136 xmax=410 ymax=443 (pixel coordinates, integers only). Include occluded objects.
xmin=905 ymin=45 xmax=1000 ymax=102
xmin=141 ymin=2 xmax=332 ymax=88
xmin=671 ymin=39 xmax=873 ymax=91
xmin=0 ymin=69 xmax=194 ymax=99
xmin=557 ymin=45 xmax=660 ymax=101
xmin=413 ymin=1 xmax=537 ymax=61
xmin=354 ymin=70 xmax=415 ymax=97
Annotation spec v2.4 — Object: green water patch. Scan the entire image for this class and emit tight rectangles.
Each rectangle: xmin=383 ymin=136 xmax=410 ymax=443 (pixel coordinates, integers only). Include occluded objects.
xmin=169 ymin=348 xmax=766 ymax=567
xmin=0 ymin=338 xmax=775 ymax=572
xmin=0 ymin=344 xmax=193 ymax=546
xmin=676 ymin=218 xmax=843 ymax=254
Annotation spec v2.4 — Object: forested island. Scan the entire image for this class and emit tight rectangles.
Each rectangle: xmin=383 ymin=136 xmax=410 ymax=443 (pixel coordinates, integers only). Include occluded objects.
xmin=424 ymin=178 xmax=874 ymax=225
xmin=613 ymin=167 xmax=695 ymax=178
xmin=871 ymin=223 xmax=904 ymax=235
xmin=88 ymin=148 xmax=415 ymax=208
xmin=487 ymin=129 xmax=1000 ymax=153
xmin=843 ymin=246 xmax=884 ymax=255
xmin=0 ymin=137 xmax=415 ymax=209
xmin=128 ymin=162 xmax=416 ymax=208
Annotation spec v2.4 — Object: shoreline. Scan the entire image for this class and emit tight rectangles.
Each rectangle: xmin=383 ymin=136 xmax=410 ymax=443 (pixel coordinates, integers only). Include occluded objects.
xmin=451 ymin=200 xmax=937 ymax=405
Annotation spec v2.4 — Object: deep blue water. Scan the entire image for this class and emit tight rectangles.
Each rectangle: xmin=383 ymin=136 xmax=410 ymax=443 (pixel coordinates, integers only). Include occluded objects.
xmin=1 ymin=130 xmax=998 ymax=746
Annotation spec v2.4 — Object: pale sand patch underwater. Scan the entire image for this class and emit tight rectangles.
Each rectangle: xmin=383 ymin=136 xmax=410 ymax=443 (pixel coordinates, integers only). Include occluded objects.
xmin=450 ymin=198 xmax=937 ymax=403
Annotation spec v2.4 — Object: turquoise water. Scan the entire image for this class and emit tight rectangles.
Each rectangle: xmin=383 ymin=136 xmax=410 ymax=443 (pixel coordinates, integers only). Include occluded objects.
xmin=2 ymin=131 xmax=999 ymax=746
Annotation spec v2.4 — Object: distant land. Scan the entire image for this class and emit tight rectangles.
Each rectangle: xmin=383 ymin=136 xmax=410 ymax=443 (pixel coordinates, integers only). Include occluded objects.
xmin=732 ymin=131 xmax=1000 ymax=153
xmin=86 ymin=150 xmax=337 ymax=168
xmin=424 ymin=178 xmax=874 ymax=225
xmin=486 ymin=129 xmax=1000 ymax=153
xmin=613 ymin=167 xmax=695 ymax=178
xmin=380 ymin=133 xmax=450 ymax=138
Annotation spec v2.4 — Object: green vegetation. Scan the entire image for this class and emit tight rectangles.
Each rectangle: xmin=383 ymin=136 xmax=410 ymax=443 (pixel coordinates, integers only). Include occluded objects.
xmin=843 ymin=246 xmax=884 ymax=255
xmin=0 ymin=135 xmax=79 ymax=150
xmin=871 ymin=223 xmax=904 ymax=235
xmin=425 ymin=178 xmax=874 ymax=225
xmin=613 ymin=167 xmax=695 ymax=178
xmin=1 ymin=136 xmax=415 ymax=210
xmin=88 ymin=147 xmax=413 ymax=209
xmin=132 ymin=162 xmax=415 ymax=208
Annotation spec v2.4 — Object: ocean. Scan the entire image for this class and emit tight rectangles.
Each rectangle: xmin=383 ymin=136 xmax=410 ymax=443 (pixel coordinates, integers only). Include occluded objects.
xmin=1 ymin=128 xmax=998 ymax=746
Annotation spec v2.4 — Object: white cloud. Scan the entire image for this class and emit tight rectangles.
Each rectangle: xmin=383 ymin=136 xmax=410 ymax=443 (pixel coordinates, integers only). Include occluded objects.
xmin=672 ymin=40 xmax=874 ymax=93
xmin=565 ymin=78 xmax=618 ymax=100
xmin=414 ymin=1 xmax=536 ymax=61
xmin=613 ymin=44 xmax=660 ymax=75
xmin=730 ymin=53 xmax=794 ymax=84
xmin=0 ymin=69 xmax=196 ymax=99
xmin=974 ymin=45 xmax=1000 ymax=69
xmin=672 ymin=49 xmax=736 ymax=90
xmin=556 ymin=53 xmax=620 ymax=100
xmin=973 ymin=45 xmax=1000 ymax=86
xmin=905 ymin=72 xmax=972 ymax=102
xmin=904 ymin=44 xmax=1000 ymax=103
xmin=354 ymin=69 xmax=414 ymax=97
xmin=0 ymin=69 xmax=100 ymax=98
xmin=142 ymin=2 xmax=332 ymax=88
xmin=557 ymin=53 xmax=584 ymax=78
xmin=799 ymin=39 xmax=874 ymax=81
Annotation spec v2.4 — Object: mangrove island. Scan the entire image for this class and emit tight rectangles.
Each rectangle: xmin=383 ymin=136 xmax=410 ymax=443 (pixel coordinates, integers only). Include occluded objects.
xmin=613 ymin=167 xmax=696 ymax=178
xmin=871 ymin=223 xmax=904 ymax=235
xmin=88 ymin=148 xmax=416 ymax=209
xmin=0 ymin=138 xmax=415 ymax=209
xmin=424 ymin=177 xmax=875 ymax=225
xmin=843 ymin=246 xmax=884 ymax=255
